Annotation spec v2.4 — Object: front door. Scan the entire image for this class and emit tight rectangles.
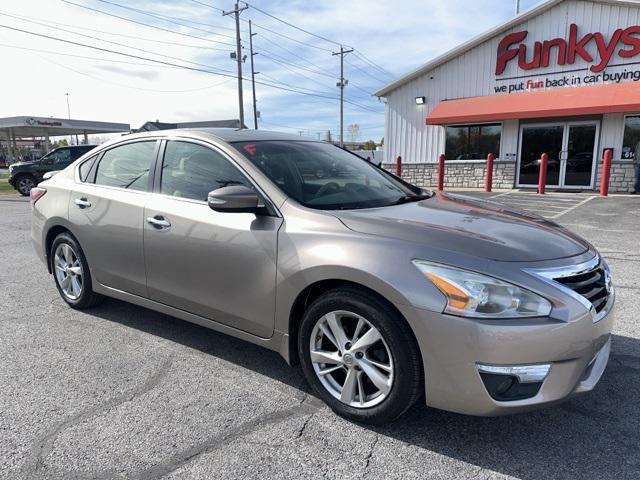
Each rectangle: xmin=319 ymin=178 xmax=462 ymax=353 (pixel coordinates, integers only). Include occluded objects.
xmin=143 ymin=139 xmax=283 ymax=338
xmin=517 ymin=121 xmax=599 ymax=189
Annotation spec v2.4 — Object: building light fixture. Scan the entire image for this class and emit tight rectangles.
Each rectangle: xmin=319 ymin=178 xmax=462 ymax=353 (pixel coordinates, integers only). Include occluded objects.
xmin=415 ymin=96 xmax=426 ymax=105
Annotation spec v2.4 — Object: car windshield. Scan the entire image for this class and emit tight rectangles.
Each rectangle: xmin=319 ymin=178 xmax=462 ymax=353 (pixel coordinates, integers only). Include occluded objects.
xmin=232 ymin=140 xmax=423 ymax=210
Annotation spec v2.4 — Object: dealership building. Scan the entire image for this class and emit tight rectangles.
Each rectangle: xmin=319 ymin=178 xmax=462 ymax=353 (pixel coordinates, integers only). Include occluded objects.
xmin=375 ymin=0 xmax=640 ymax=192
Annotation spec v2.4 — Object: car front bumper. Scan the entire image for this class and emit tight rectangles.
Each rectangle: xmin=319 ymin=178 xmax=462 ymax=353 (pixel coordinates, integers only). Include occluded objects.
xmin=396 ymin=296 xmax=615 ymax=416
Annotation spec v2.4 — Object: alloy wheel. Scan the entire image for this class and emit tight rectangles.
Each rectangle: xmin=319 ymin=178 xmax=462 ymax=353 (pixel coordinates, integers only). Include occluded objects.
xmin=18 ymin=177 xmax=35 ymax=195
xmin=54 ymin=243 xmax=84 ymax=300
xmin=309 ymin=310 xmax=394 ymax=408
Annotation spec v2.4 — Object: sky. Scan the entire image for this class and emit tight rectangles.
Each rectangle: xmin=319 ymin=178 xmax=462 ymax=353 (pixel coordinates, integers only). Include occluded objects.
xmin=0 ymin=0 xmax=540 ymax=142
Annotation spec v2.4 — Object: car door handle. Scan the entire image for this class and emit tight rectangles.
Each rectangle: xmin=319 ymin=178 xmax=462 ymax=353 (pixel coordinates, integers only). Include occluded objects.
xmin=74 ymin=198 xmax=91 ymax=208
xmin=146 ymin=216 xmax=171 ymax=229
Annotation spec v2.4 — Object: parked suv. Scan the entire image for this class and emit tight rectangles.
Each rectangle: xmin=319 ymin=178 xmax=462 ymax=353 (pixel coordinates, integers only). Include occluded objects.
xmin=31 ymin=129 xmax=615 ymax=425
xmin=9 ymin=144 xmax=97 ymax=195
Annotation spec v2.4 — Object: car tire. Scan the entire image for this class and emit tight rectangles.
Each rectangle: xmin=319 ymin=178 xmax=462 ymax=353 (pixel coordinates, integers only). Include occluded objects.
xmin=51 ymin=232 xmax=105 ymax=309
xmin=15 ymin=174 xmax=36 ymax=196
xmin=298 ymin=286 xmax=423 ymax=425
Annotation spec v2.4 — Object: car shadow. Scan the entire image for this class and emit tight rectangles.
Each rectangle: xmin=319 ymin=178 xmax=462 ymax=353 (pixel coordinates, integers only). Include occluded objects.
xmin=87 ymin=298 xmax=639 ymax=480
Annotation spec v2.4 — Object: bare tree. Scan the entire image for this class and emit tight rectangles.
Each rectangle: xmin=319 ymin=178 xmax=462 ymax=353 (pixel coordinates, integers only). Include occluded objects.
xmin=347 ymin=124 xmax=361 ymax=143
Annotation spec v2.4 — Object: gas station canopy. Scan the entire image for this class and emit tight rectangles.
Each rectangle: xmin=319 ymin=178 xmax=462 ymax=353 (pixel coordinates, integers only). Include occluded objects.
xmin=0 ymin=115 xmax=130 ymax=138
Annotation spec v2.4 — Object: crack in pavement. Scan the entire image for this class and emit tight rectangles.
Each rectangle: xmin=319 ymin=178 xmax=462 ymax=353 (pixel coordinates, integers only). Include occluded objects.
xmin=296 ymin=412 xmax=314 ymax=439
xmin=128 ymin=400 xmax=321 ymax=480
xmin=363 ymin=433 xmax=380 ymax=475
xmin=24 ymin=356 xmax=174 ymax=480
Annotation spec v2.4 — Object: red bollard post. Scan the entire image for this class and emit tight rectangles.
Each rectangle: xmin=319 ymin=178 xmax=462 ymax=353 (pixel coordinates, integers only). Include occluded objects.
xmin=437 ymin=154 xmax=445 ymax=190
xmin=485 ymin=153 xmax=494 ymax=192
xmin=395 ymin=156 xmax=402 ymax=177
xmin=537 ymin=153 xmax=548 ymax=194
xmin=600 ymin=149 xmax=612 ymax=197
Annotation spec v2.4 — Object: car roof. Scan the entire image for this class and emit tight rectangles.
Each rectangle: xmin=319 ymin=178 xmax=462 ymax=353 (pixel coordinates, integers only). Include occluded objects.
xmin=53 ymin=145 xmax=98 ymax=149
xmin=120 ymin=128 xmax=319 ymax=143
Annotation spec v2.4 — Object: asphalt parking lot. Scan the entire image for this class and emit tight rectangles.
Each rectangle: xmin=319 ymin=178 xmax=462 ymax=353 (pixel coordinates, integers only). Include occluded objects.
xmin=1 ymin=191 xmax=639 ymax=480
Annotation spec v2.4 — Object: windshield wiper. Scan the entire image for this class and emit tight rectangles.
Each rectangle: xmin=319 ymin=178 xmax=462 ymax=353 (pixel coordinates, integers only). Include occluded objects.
xmin=389 ymin=193 xmax=432 ymax=206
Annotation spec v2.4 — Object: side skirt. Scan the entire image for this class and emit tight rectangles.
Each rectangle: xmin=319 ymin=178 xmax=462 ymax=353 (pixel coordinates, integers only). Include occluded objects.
xmin=93 ymin=282 xmax=292 ymax=363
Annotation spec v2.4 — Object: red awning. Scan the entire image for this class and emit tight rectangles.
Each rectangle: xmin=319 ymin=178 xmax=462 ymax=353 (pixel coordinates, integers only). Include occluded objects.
xmin=426 ymin=82 xmax=640 ymax=125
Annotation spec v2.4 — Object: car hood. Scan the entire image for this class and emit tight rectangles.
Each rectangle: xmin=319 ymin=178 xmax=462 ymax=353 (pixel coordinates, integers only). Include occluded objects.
xmin=10 ymin=161 xmax=37 ymax=168
xmin=332 ymin=193 xmax=590 ymax=262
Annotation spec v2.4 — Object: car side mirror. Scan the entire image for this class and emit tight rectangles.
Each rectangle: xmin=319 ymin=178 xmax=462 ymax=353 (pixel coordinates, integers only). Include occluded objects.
xmin=42 ymin=171 xmax=60 ymax=180
xmin=207 ymin=185 xmax=264 ymax=214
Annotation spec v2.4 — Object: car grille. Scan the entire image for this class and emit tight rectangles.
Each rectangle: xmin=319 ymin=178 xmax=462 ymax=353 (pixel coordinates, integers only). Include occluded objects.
xmin=554 ymin=263 xmax=610 ymax=314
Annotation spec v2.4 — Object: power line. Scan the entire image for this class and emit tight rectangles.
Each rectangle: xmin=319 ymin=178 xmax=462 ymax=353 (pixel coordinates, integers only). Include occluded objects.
xmin=0 ymin=42 xmax=185 ymax=69
xmin=0 ymin=12 xmax=234 ymax=72
xmin=62 ymin=0 xmax=236 ymax=47
xmin=2 ymin=40 xmax=235 ymax=93
xmin=191 ymin=0 xmax=225 ymax=13
xmin=94 ymin=0 xmax=236 ymax=39
xmin=247 ymin=20 xmax=332 ymax=52
xmin=352 ymin=50 xmax=394 ymax=78
xmin=244 ymin=1 xmax=342 ymax=48
xmin=257 ymin=48 xmax=333 ymax=79
xmin=254 ymin=34 xmax=333 ymax=75
xmin=259 ymin=54 xmax=334 ymax=93
xmin=0 ymin=23 xmax=380 ymax=113
xmin=0 ymin=11 xmax=229 ymax=51
xmin=344 ymin=58 xmax=387 ymax=85
xmin=255 ymin=41 xmax=376 ymax=98
xmin=244 ymin=1 xmax=391 ymax=79
xmin=192 ymin=0 xmax=391 ymax=86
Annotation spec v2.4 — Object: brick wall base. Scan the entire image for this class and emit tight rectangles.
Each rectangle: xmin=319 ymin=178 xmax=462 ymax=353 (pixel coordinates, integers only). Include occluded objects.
xmin=594 ymin=160 xmax=637 ymax=193
xmin=384 ymin=160 xmax=637 ymax=193
xmin=382 ymin=160 xmax=516 ymax=190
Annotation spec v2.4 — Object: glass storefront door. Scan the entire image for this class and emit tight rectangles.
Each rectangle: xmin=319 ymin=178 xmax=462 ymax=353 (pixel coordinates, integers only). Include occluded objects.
xmin=564 ymin=123 xmax=598 ymax=187
xmin=517 ymin=121 xmax=599 ymax=189
xmin=518 ymin=125 xmax=564 ymax=187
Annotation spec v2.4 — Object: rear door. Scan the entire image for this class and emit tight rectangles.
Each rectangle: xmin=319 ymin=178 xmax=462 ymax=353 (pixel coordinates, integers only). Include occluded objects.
xmin=143 ymin=139 xmax=282 ymax=338
xmin=69 ymin=139 xmax=159 ymax=297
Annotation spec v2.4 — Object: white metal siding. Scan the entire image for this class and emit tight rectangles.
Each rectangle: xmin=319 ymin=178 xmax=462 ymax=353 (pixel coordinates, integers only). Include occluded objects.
xmin=384 ymin=0 xmax=640 ymax=163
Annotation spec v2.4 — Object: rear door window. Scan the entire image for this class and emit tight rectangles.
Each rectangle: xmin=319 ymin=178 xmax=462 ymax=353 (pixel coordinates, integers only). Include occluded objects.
xmin=94 ymin=141 xmax=157 ymax=191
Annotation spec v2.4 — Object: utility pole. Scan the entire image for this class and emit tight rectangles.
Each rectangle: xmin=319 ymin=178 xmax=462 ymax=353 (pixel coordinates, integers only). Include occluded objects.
xmin=65 ymin=93 xmax=78 ymax=145
xmin=223 ymin=2 xmax=248 ymax=129
xmin=249 ymin=20 xmax=259 ymax=130
xmin=332 ymin=45 xmax=353 ymax=147
xmin=515 ymin=0 xmax=521 ymax=15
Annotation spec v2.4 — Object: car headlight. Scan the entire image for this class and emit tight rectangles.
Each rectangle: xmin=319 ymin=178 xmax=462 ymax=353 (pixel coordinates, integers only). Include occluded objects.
xmin=412 ymin=260 xmax=552 ymax=318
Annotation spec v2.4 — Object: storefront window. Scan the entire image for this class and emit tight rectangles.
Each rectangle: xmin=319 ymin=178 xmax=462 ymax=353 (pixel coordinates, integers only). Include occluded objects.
xmin=622 ymin=116 xmax=640 ymax=159
xmin=445 ymin=123 xmax=501 ymax=160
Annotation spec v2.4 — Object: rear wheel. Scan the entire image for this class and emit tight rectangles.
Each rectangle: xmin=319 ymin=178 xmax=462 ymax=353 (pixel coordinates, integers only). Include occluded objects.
xmin=15 ymin=174 xmax=36 ymax=196
xmin=298 ymin=287 xmax=423 ymax=425
xmin=51 ymin=232 xmax=104 ymax=309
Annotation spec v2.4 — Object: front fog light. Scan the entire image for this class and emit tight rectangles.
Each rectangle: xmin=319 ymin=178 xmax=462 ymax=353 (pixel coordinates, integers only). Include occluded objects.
xmin=413 ymin=260 xmax=552 ymax=319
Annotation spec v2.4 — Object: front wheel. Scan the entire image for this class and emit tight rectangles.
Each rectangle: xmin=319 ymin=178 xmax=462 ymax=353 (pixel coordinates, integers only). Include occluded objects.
xmin=15 ymin=174 xmax=36 ymax=196
xmin=298 ymin=287 xmax=423 ymax=425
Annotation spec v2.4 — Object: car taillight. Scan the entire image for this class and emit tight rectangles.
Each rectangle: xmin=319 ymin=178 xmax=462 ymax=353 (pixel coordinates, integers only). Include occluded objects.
xmin=30 ymin=187 xmax=47 ymax=207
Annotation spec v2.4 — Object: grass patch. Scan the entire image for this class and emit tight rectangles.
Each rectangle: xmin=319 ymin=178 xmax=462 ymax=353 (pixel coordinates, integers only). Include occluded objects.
xmin=0 ymin=174 xmax=14 ymax=193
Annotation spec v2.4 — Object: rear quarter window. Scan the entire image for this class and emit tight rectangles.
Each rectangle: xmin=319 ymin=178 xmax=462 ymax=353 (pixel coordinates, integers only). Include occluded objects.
xmin=78 ymin=154 xmax=99 ymax=182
